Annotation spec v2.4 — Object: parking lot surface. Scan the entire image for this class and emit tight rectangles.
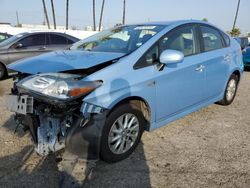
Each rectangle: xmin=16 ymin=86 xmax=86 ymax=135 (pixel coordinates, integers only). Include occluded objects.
xmin=0 ymin=72 xmax=250 ymax=188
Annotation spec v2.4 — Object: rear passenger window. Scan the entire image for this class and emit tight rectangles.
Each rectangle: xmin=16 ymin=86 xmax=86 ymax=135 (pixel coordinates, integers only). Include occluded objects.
xmin=49 ymin=34 xmax=68 ymax=45
xmin=160 ymin=25 xmax=197 ymax=56
xmin=200 ymin=26 xmax=223 ymax=52
xmin=221 ymin=32 xmax=230 ymax=47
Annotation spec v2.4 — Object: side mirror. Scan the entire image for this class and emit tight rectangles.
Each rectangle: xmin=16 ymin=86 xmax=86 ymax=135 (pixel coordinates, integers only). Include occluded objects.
xmin=159 ymin=49 xmax=184 ymax=65
xmin=13 ymin=42 xmax=23 ymax=49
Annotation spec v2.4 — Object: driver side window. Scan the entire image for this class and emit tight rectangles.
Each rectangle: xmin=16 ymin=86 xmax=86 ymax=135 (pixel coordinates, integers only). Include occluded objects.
xmin=160 ymin=25 xmax=197 ymax=56
xmin=134 ymin=45 xmax=159 ymax=69
xmin=145 ymin=45 xmax=159 ymax=66
xmin=18 ymin=34 xmax=46 ymax=48
xmin=134 ymin=25 xmax=198 ymax=69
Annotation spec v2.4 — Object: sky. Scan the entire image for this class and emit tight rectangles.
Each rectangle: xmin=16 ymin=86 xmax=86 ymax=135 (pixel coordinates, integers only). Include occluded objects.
xmin=0 ymin=0 xmax=249 ymax=33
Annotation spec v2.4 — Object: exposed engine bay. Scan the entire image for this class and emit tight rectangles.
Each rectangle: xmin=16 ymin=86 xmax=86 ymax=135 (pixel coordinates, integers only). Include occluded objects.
xmin=7 ymin=72 xmax=106 ymax=159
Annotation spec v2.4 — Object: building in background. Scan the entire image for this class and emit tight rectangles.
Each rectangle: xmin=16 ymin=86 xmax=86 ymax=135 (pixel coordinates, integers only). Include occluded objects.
xmin=0 ymin=23 xmax=97 ymax=40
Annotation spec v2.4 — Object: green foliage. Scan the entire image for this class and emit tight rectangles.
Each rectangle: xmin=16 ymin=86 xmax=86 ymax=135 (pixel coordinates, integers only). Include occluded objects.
xmin=202 ymin=18 xmax=208 ymax=22
xmin=229 ymin=28 xmax=241 ymax=37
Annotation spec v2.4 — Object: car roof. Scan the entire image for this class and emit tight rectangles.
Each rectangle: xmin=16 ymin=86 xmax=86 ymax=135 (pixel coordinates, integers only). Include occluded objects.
xmin=126 ymin=20 xmax=209 ymax=27
xmin=21 ymin=31 xmax=70 ymax=35
xmin=16 ymin=31 xmax=79 ymax=40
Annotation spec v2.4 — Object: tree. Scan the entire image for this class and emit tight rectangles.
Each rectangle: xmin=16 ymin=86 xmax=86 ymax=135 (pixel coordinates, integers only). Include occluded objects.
xmin=99 ymin=0 xmax=105 ymax=31
xmin=230 ymin=28 xmax=241 ymax=37
xmin=122 ymin=0 xmax=126 ymax=25
xmin=93 ymin=0 xmax=96 ymax=31
xmin=51 ymin=0 xmax=56 ymax=29
xmin=42 ymin=0 xmax=50 ymax=29
xmin=66 ymin=0 xmax=69 ymax=30
xmin=202 ymin=18 xmax=208 ymax=22
xmin=233 ymin=0 xmax=241 ymax=30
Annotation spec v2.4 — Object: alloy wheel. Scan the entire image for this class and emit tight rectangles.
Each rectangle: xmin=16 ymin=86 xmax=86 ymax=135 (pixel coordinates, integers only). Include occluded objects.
xmin=226 ymin=79 xmax=237 ymax=101
xmin=108 ymin=113 xmax=139 ymax=155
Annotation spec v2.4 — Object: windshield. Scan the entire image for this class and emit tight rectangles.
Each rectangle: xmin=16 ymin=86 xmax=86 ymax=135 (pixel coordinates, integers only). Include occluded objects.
xmin=0 ymin=33 xmax=26 ymax=47
xmin=70 ymin=25 xmax=165 ymax=54
xmin=0 ymin=33 xmax=11 ymax=43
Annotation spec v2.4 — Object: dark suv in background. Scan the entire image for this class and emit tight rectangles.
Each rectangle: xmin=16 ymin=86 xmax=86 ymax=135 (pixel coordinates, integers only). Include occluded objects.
xmin=0 ymin=32 xmax=79 ymax=79
xmin=234 ymin=37 xmax=249 ymax=50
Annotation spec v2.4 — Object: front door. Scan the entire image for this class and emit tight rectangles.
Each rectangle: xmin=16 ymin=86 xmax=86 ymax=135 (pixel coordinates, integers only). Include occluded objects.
xmin=7 ymin=33 xmax=49 ymax=64
xmin=155 ymin=24 xmax=206 ymax=121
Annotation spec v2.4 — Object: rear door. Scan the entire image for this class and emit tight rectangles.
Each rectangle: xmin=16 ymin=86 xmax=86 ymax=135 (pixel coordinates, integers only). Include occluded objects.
xmin=7 ymin=33 xmax=49 ymax=63
xmin=47 ymin=33 xmax=71 ymax=51
xmin=155 ymin=24 xmax=206 ymax=121
xmin=198 ymin=25 xmax=230 ymax=99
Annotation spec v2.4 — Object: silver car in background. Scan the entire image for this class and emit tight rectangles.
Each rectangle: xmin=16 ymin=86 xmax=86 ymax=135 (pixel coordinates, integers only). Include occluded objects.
xmin=0 ymin=32 xmax=79 ymax=79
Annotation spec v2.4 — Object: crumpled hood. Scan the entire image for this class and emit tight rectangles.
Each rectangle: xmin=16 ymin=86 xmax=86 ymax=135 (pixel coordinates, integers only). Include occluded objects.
xmin=8 ymin=50 xmax=125 ymax=74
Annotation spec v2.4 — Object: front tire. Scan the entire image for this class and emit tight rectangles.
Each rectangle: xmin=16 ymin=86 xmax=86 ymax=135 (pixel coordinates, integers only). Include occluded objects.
xmin=218 ymin=74 xmax=239 ymax=106
xmin=100 ymin=103 xmax=145 ymax=163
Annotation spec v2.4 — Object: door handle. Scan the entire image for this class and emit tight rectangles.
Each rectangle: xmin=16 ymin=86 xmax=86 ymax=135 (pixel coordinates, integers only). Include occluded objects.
xmin=38 ymin=46 xmax=46 ymax=50
xmin=195 ymin=65 xmax=205 ymax=72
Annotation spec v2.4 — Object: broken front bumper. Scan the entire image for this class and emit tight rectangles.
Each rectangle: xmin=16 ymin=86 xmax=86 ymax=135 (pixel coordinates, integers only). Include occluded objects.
xmin=65 ymin=111 xmax=107 ymax=160
xmin=6 ymin=94 xmax=107 ymax=160
xmin=6 ymin=95 xmax=34 ymax=115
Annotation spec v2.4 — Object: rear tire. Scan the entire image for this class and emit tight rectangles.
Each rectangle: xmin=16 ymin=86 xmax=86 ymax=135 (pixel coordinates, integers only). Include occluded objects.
xmin=217 ymin=74 xmax=239 ymax=106
xmin=0 ymin=63 xmax=7 ymax=80
xmin=100 ymin=103 xmax=145 ymax=163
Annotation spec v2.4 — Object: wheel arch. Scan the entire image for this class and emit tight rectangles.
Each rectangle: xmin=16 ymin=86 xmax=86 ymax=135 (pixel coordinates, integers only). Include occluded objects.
xmin=222 ymin=69 xmax=241 ymax=94
xmin=232 ymin=69 xmax=241 ymax=81
xmin=0 ymin=61 xmax=7 ymax=69
xmin=0 ymin=61 xmax=8 ymax=78
xmin=107 ymin=96 xmax=151 ymax=131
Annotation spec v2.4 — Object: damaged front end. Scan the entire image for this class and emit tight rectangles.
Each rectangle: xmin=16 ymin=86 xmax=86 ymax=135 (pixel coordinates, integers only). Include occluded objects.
xmin=7 ymin=73 xmax=106 ymax=160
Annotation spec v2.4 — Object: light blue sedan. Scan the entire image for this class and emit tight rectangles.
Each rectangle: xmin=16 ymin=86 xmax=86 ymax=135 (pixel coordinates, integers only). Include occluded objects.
xmin=7 ymin=20 xmax=243 ymax=162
